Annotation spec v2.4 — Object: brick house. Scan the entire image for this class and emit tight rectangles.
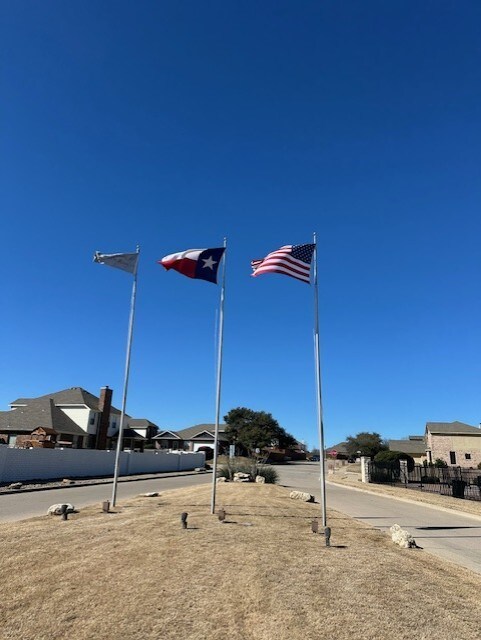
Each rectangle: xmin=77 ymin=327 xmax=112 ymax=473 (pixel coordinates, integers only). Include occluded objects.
xmin=0 ymin=386 xmax=158 ymax=450
xmin=425 ymin=422 xmax=481 ymax=468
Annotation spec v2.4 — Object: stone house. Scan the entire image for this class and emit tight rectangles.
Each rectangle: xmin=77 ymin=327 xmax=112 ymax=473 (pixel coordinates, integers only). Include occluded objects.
xmin=425 ymin=422 xmax=481 ymax=468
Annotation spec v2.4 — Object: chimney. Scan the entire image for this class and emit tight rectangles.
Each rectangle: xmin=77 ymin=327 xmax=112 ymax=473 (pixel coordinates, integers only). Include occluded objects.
xmin=96 ymin=386 xmax=112 ymax=449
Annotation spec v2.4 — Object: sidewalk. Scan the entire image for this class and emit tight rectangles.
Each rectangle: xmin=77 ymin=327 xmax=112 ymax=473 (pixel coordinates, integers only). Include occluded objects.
xmin=327 ymin=469 xmax=481 ymax=520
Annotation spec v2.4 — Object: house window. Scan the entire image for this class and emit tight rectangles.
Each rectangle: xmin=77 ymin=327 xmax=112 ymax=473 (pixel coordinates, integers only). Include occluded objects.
xmin=465 ymin=453 xmax=471 ymax=460
xmin=112 ymin=422 xmax=117 ymax=429
xmin=449 ymin=451 xmax=457 ymax=465
xmin=89 ymin=418 xmax=95 ymax=425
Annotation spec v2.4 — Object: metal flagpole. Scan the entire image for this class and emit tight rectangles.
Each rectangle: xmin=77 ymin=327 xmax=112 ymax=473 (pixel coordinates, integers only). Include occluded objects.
xmin=210 ymin=237 xmax=227 ymax=514
xmin=111 ymin=246 xmax=140 ymax=507
xmin=313 ymin=232 xmax=327 ymax=527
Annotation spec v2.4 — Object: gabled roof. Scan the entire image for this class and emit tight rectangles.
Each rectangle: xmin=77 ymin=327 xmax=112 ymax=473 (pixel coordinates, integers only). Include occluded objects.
xmin=176 ymin=424 xmax=228 ymax=442
xmin=154 ymin=430 xmax=181 ymax=440
xmin=128 ymin=418 xmax=159 ymax=428
xmin=425 ymin=421 xmax=481 ymax=435
xmin=325 ymin=441 xmax=349 ymax=454
xmin=153 ymin=424 xmax=229 ymax=442
xmin=389 ymin=439 xmax=426 ymax=455
xmin=0 ymin=398 xmax=87 ymax=436
xmin=10 ymin=387 xmax=126 ymax=416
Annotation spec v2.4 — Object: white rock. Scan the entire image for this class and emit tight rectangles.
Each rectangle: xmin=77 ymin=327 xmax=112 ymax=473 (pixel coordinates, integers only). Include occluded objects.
xmin=8 ymin=482 xmax=22 ymax=490
xmin=390 ymin=524 xmax=417 ymax=548
xmin=47 ymin=503 xmax=75 ymax=516
xmin=255 ymin=475 xmax=266 ymax=484
xmin=194 ymin=467 xmax=206 ymax=473
xmin=142 ymin=492 xmax=159 ymax=497
xmin=289 ymin=491 xmax=314 ymax=502
xmin=216 ymin=477 xmax=228 ymax=483
xmin=233 ymin=472 xmax=250 ymax=479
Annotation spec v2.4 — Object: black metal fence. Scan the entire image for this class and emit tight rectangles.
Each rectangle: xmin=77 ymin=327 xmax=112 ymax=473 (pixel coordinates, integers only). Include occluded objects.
xmin=367 ymin=461 xmax=481 ymax=501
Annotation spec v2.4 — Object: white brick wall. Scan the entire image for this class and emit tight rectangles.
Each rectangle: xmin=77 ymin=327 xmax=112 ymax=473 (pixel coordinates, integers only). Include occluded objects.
xmin=0 ymin=447 xmax=205 ymax=483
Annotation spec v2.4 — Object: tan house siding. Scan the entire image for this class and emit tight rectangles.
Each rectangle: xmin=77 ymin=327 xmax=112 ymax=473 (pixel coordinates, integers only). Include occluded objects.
xmin=426 ymin=432 xmax=481 ymax=468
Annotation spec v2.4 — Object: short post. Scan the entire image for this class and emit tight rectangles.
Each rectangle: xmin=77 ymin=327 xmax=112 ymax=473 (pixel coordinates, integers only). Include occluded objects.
xmin=181 ymin=512 xmax=188 ymax=529
xmin=399 ymin=459 xmax=408 ymax=486
xmin=217 ymin=508 xmax=226 ymax=522
xmin=311 ymin=520 xmax=319 ymax=534
xmin=361 ymin=456 xmax=369 ymax=483
xmin=60 ymin=505 xmax=68 ymax=521
xmin=324 ymin=526 xmax=331 ymax=547
xmin=102 ymin=500 xmax=110 ymax=513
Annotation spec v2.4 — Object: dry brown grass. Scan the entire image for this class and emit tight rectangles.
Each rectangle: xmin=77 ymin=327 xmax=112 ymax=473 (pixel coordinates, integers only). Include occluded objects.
xmin=1 ymin=483 xmax=481 ymax=640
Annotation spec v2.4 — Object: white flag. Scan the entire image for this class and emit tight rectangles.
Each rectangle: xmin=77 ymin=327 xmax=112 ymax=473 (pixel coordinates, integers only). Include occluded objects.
xmin=93 ymin=251 xmax=138 ymax=274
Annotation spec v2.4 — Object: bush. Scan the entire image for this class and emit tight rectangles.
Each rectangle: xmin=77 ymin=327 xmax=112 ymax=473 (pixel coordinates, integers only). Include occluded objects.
xmin=216 ymin=458 xmax=278 ymax=483
xmin=373 ymin=450 xmax=415 ymax=472
xmin=255 ymin=465 xmax=279 ymax=484
xmin=434 ymin=458 xmax=447 ymax=468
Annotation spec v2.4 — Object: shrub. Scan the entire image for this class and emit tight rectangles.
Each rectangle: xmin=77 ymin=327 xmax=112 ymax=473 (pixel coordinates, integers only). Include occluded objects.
xmin=216 ymin=459 xmax=278 ymax=483
xmin=421 ymin=475 xmax=440 ymax=484
xmin=434 ymin=458 xmax=447 ymax=468
xmin=373 ymin=450 xmax=415 ymax=472
xmin=255 ymin=465 xmax=279 ymax=484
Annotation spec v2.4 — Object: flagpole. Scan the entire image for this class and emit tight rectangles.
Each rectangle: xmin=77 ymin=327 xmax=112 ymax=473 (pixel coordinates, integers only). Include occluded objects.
xmin=111 ymin=246 xmax=140 ymax=507
xmin=313 ymin=232 xmax=327 ymax=527
xmin=210 ymin=237 xmax=227 ymax=514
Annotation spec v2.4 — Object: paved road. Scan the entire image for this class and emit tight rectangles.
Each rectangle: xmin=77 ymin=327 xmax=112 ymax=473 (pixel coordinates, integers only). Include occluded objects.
xmin=0 ymin=473 xmax=211 ymax=522
xmin=276 ymin=462 xmax=481 ymax=575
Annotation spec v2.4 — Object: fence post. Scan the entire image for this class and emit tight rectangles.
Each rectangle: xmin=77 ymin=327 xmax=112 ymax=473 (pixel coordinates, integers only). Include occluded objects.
xmin=361 ymin=456 xmax=369 ymax=483
xmin=399 ymin=459 xmax=408 ymax=486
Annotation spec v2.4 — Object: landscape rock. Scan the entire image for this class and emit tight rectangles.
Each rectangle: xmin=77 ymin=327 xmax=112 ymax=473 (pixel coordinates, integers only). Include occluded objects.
xmin=141 ymin=492 xmax=159 ymax=497
xmin=8 ymin=482 xmax=23 ymax=490
xmin=233 ymin=472 xmax=251 ymax=483
xmin=194 ymin=467 xmax=206 ymax=473
xmin=216 ymin=477 xmax=228 ymax=483
xmin=255 ymin=475 xmax=266 ymax=484
xmin=62 ymin=478 xmax=75 ymax=485
xmin=47 ymin=503 xmax=75 ymax=516
xmin=289 ymin=491 xmax=314 ymax=502
xmin=390 ymin=524 xmax=418 ymax=549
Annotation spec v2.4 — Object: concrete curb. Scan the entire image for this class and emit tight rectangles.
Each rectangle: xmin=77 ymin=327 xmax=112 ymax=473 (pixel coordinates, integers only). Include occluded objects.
xmin=325 ymin=479 xmax=481 ymax=523
xmin=0 ymin=470 xmax=212 ymax=496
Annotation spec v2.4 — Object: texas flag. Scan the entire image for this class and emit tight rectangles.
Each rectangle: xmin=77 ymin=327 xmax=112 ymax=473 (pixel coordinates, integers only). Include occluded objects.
xmin=159 ymin=247 xmax=225 ymax=284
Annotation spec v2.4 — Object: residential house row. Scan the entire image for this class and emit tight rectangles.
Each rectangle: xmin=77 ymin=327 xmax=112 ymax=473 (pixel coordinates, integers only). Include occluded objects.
xmin=326 ymin=421 xmax=481 ymax=469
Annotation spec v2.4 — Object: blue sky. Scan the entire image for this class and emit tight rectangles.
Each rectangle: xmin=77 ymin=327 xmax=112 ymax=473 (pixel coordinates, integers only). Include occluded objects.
xmin=2 ymin=1 xmax=481 ymax=449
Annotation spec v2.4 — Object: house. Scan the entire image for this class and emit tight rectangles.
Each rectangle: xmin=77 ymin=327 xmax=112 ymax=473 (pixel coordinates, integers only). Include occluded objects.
xmin=153 ymin=424 xmax=229 ymax=454
xmin=325 ymin=442 xmax=350 ymax=459
xmin=388 ymin=436 xmax=426 ymax=464
xmin=425 ymin=421 xmax=481 ymax=468
xmin=0 ymin=386 xmax=159 ymax=450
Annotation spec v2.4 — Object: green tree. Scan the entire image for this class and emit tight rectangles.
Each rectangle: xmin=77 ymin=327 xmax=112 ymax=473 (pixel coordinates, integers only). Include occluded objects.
xmin=345 ymin=431 xmax=387 ymax=458
xmin=224 ymin=407 xmax=296 ymax=456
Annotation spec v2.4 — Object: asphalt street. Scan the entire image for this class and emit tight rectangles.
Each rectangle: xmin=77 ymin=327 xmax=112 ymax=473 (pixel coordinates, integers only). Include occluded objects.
xmin=276 ymin=462 xmax=481 ymax=575
xmin=0 ymin=472 xmax=211 ymax=522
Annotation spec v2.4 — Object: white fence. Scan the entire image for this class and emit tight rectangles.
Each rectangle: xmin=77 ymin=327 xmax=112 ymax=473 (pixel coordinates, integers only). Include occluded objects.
xmin=0 ymin=447 xmax=205 ymax=483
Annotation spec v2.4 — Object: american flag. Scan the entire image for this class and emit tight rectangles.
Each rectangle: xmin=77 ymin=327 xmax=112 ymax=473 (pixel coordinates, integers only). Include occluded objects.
xmin=251 ymin=243 xmax=315 ymax=284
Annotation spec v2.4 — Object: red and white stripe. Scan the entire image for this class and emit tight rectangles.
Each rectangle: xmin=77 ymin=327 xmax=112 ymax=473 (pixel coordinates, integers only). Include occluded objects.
xmin=251 ymin=245 xmax=311 ymax=283
xmin=159 ymin=248 xmax=204 ymax=279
